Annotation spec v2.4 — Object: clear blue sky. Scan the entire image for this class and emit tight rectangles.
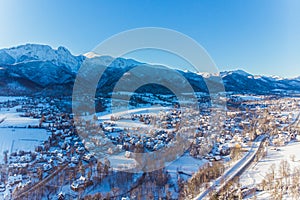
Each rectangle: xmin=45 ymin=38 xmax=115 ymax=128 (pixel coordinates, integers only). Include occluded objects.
xmin=0 ymin=0 xmax=299 ymax=77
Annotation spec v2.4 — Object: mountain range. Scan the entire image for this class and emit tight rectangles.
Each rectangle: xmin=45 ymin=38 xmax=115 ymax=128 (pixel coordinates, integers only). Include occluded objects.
xmin=0 ymin=44 xmax=299 ymax=96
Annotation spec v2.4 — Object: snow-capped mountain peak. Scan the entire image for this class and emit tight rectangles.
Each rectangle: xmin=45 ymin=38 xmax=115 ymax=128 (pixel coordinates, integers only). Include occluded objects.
xmin=220 ymin=69 xmax=251 ymax=77
xmin=84 ymin=52 xmax=101 ymax=58
xmin=0 ymin=44 xmax=84 ymax=72
xmin=83 ymin=54 xmax=143 ymax=69
xmin=0 ymin=44 xmax=299 ymax=96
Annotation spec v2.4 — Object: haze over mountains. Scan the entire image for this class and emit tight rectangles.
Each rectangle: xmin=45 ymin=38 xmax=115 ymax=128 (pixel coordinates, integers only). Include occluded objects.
xmin=0 ymin=44 xmax=299 ymax=96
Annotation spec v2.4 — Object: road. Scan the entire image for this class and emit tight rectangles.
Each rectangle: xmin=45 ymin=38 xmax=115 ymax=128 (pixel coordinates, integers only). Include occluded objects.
xmin=14 ymin=164 xmax=69 ymax=200
xmin=194 ymin=134 xmax=266 ymax=200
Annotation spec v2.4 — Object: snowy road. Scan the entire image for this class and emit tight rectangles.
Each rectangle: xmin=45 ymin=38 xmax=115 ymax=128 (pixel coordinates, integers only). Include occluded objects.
xmin=194 ymin=134 xmax=267 ymax=200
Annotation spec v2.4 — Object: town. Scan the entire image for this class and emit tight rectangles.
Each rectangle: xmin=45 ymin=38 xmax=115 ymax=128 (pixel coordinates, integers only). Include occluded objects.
xmin=0 ymin=93 xmax=299 ymax=199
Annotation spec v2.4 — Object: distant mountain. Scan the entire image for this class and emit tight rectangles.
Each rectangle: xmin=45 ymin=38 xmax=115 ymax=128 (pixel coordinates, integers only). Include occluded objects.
xmin=0 ymin=44 xmax=299 ymax=96
xmin=220 ymin=70 xmax=300 ymax=94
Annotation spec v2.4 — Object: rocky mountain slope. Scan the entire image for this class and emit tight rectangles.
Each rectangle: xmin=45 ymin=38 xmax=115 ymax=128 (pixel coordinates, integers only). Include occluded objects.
xmin=0 ymin=44 xmax=299 ymax=96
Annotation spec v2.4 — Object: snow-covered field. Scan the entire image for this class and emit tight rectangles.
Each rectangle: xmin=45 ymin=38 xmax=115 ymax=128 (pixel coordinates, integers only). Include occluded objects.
xmin=0 ymin=105 xmax=40 ymax=127
xmin=0 ymin=128 xmax=49 ymax=163
xmin=98 ymin=106 xmax=168 ymax=120
xmin=241 ymin=141 xmax=300 ymax=199
xmin=166 ymin=153 xmax=207 ymax=178
xmin=233 ymin=95 xmax=262 ymax=101
xmin=0 ymin=97 xmax=48 ymax=163
xmin=166 ymin=153 xmax=207 ymax=199
xmin=0 ymin=96 xmax=24 ymax=102
xmin=109 ymin=152 xmax=137 ymax=171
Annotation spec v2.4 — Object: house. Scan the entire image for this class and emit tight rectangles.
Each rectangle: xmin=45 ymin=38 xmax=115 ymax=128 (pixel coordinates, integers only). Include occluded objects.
xmin=58 ymin=192 xmax=65 ymax=200
xmin=20 ymin=154 xmax=32 ymax=163
xmin=82 ymin=153 xmax=95 ymax=162
xmin=8 ymin=174 xmax=22 ymax=186
xmin=71 ymin=156 xmax=79 ymax=164
xmin=43 ymin=163 xmax=52 ymax=171
xmin=71 ymin=176 xmax=93 ymax=191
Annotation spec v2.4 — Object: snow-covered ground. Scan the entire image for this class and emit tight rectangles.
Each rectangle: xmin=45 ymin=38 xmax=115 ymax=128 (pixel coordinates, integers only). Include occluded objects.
xmin=0 ymin=105 xmax=46 ymax=161
xmin=0 ymin=96 xmax=24 ymax=102
xmin=0 ymin=105 xmax=40 ymax=127
xmin=109 ymin=152 xmax=137 ymax=171
xmin=241 ymin=141 xmax=300 ymax=199
xmin=98 ymin=106 xmax=168 ymax=120
xmin=0 ymin=97 xmax=49 ymax=163
xmin=166 ymin=153 xmax=207 ymax=199
xmin=233 ymin=95 xmax=262 ymax=101
xmin=0 ymin=128 xmax=49 ymax=163
xmin=166 ymin=153 xmax=207 ymax=178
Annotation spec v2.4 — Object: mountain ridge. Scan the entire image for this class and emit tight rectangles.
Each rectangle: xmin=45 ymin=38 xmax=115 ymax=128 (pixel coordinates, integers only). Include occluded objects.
xmin=0 ymin=44 xmax=299 ymax=96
